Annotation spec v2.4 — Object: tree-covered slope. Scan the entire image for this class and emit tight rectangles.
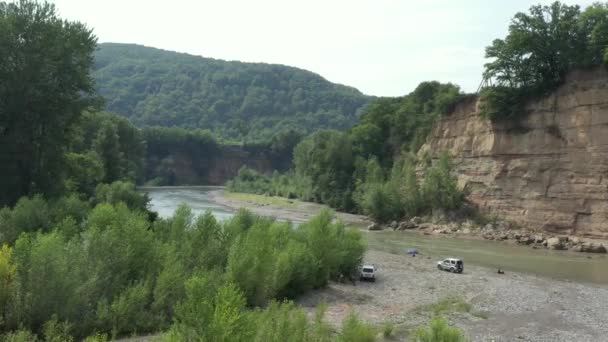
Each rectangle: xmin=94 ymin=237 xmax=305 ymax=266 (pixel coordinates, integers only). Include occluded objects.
xmin=93 ymin=43 xmax=371 ymax=141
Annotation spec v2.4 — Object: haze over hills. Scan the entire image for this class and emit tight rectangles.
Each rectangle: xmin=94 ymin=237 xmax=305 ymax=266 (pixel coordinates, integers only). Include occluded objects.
xmin=93 ymin=43 xmax=372 ymax=142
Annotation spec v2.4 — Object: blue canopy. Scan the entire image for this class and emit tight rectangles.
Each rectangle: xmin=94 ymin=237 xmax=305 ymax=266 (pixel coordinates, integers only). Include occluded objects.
xmin=407 ymin=249 xmax=418 ymax=255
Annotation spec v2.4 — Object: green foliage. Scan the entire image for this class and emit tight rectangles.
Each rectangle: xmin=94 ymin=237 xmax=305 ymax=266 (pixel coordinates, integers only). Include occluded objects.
xmin=421 ymin=153 xmax=463 ymax=212
xmin=227 ymin=209 xmax=364 ymax=305
xmin=1 ymin=329 xmax=40 ymax=342
xmin=0 ymin=198 xmax=366 ymax=340
xmin=0 ymin=195 xmax=50 ymax=245
xmin=412 ymin=317 xmax=469 ymax=342
xmin=353 ymin=82 xmax=463 ymax=164
xmin=93 ymin=43 xmax=370 ymax=143
xmin=0 ymin=245 xmax=16 ymax=328
xmin=0 ymin=0 xmax=98 ymax=206
xmin=337 ymin=312 xmax=376 ymax=342
xmin=293 ymin=131 xmax=355 ymax=210
xmin=421 ymin=296 xmax=472 ymax=317
xmin=93 ymin=181 xmax=150 ymax=213
xmin=43 ymin=316 xmax=74 ymax=342
xmin=481 ymin=2 xmax=608 ymax=121
xmin=382 ymin=322 xmax=395 ymax=338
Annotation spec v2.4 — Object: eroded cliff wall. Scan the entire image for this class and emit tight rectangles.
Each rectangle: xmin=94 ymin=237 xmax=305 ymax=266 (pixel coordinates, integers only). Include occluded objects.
xmin=419 ymin=68 xmax=608 ymax=238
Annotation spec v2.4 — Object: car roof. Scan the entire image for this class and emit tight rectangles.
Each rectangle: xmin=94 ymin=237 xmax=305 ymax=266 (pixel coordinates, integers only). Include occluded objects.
xmin=362 ymin=265 xmax=375 ymax=268
xmin=444 ymin=258 xmax=462 ymax=261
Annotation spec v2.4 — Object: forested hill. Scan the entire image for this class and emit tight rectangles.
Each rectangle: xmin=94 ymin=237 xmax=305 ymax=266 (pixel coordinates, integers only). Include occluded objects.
xmin=93 ymin=43 xmax=371 ymax=141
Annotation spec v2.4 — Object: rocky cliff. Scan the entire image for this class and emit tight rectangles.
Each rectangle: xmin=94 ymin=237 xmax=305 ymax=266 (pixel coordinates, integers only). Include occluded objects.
xmin=145 ymin=145 xmax=288 ymax=186
xmin=419 ymin=68 xmax=608 ymax=239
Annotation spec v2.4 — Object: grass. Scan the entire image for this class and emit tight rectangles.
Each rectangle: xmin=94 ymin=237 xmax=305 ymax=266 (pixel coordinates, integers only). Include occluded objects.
xmin=224 ymin=192 xmax=299 ymax=208
xmin=382 ymin=322 xmax=394 ymax=338
xmin=418 ymin=296 xmax=472 ymax=316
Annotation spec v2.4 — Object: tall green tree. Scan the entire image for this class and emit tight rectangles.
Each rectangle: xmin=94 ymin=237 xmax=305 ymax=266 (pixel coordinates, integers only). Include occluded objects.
xmin=93 ymin=121 xmax=124 ymax=183
xmin=0 ymin=0 xmax=98 ymax=205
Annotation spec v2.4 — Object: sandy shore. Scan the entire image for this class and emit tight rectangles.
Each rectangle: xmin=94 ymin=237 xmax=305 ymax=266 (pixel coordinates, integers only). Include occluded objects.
xmin=210 ymin=190 xmax=608 ymax=341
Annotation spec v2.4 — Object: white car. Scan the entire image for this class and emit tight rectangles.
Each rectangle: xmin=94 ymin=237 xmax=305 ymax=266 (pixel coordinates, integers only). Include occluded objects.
xmin=359 ymin=265 xmax=376 ymax=282
xmin=437 ymin=258 xmax=463 ymax=273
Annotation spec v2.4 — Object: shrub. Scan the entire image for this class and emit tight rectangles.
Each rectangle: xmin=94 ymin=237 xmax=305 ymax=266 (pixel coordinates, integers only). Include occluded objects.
xmin=412 ymin=317 xmax=468 ymax=342
xmin=93 ymin=181 xmax=150 ymax=213
xmin=0 ymin=195 xmax=50 ymax=245
xmin=383 ymin=322 xmax=395 ymax=338
xmin=421 ymin=152 xmax=463 ymax=212
xmin=337 ymin=312 xmax=376 ymax=342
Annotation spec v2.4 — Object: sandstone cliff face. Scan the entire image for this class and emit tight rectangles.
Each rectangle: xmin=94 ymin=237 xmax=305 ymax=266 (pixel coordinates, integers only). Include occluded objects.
xmin=419 ymin=68 xmax=608 ymax=238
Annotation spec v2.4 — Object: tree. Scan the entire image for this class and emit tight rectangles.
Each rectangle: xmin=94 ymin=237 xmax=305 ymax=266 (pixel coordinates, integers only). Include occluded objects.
xmin=481 ymin=2 xmax=608 ymax=121
xmin=93 ymin=121 xmax=124 ymax=183
xmin=0 ymin=0 xmax=98 ymax=206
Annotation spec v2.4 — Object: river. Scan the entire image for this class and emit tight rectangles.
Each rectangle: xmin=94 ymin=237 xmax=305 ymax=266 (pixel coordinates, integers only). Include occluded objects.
xmin=144 ymin=186 xmax=608 ymax=285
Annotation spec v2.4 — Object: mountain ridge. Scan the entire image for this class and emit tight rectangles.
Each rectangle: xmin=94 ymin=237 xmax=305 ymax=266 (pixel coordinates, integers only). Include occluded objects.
xmin=93 ymin=42 xmax=372 ymax=141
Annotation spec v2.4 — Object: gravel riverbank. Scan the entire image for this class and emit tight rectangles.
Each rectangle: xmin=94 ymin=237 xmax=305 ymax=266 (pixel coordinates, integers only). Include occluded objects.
xmin=210 ymin=190 xmax=608 ymax=341
xmin=299 ymin=249 xmax=608 ymax=342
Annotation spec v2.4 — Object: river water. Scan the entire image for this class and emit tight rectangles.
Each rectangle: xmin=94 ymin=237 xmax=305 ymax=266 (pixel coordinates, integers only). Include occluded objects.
xmin=144 ymin=186 xmax=608 ymax=285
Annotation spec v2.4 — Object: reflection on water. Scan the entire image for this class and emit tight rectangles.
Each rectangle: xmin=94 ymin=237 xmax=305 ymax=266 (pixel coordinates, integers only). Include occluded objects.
xmin=143 ymin=186 xmax=608 ymax=285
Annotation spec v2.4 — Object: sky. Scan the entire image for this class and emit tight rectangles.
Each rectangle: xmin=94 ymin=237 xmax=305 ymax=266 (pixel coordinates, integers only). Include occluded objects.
xmin=48 ymin=0 xmax=595 ymax=97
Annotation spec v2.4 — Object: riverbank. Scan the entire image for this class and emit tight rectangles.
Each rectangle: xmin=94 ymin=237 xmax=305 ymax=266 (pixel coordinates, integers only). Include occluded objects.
xmin=298 ymin=249 xmax=608 ymax=341
xmin=208 ymin=190 xmax=370 ymax=226
xmin=212 ymin=190 xmax=608 ymax=255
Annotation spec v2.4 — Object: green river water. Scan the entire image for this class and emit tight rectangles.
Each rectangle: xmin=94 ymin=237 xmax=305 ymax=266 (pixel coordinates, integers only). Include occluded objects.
xmin=144 ymin=186 xmax=608 ymax=285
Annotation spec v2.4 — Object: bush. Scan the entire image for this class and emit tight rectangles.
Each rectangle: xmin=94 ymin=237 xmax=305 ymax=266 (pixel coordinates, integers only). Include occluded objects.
xmin=412 ymin=317 xmax=468 ymax=342
xmin=1 ymin=201 xmax=366 ymax=340
xmin=478 ymin=86 xmax=527 ymax=122
xmin=0 ymin=195 xmax=50 ymax=245
xmin=337 ymin=312 xmax=376 ymax=342
xmin=383 ymin=322 xmax=394 ymax=338
xmin=93 ymin=181 xmax=150 ymax=213
xmin=421 ymin=152 xmax=463 ymax=212
xmin=169 ymin=276 xmax=252 ymax=342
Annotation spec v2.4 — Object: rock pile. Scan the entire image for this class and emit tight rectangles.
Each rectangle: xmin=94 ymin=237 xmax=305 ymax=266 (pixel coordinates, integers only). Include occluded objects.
xmin=370 ymin=217 xmax=607 ymax=254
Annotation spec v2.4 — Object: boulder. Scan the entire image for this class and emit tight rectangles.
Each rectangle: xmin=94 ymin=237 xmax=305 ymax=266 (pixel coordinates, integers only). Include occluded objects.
xmin=579 ymin=242 xmax=607 ymax=253
xmin=398 ymin=221 xmax=417 ymax=230
xmin=568 ymin=236 xmax=581 ymax=245
xmin=546 ymin=237 xmax=565 ymax=250
xmin=533 ymin=235 xmax=545 ymax=244
xmin=496 ymin=221 xmax=511 ymax=230
xmin=570 ymin=245 xmax=583 ymax=252
xmin=411 ymin=216 xmax=423 ymax=225
xmin=390 ymin=221 xmax=398 ymax=229
xmin=497 ymin=233 xmax=509 ymax=241
xmin=461 ymin=228 xmax=471 ymax=234
xmin=517 ymin=235 xmax=534 ymax=245
xmin=367 ymin=223 xmax=382 ymax=231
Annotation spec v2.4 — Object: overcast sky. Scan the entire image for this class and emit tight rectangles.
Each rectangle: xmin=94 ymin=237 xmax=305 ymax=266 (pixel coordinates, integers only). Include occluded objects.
xmin=48 ymin=0 xmax=594 ymax=96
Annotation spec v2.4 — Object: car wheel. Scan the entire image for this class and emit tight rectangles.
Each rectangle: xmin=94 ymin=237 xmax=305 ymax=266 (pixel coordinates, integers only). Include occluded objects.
xmin=437 ymin=265 xmax=442 ymax=270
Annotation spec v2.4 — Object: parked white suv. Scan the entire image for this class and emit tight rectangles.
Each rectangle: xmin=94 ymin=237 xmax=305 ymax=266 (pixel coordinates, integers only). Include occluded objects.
xmin=437 ymin=258 xmax=463 ymax=273
xmin=359 ymin=265 xmax=376 ymax=282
